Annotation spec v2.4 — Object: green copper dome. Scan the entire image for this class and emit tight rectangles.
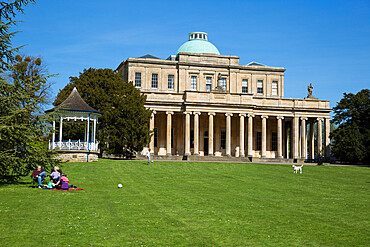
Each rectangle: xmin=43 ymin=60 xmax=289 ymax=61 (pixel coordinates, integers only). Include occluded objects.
xmin=176 ymin=32 xmax=220 ymax=55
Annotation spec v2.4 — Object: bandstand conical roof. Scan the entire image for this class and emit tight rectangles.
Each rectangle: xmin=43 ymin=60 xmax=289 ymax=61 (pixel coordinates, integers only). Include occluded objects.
xmin=46 ymin=87 xmax=102 ymax=114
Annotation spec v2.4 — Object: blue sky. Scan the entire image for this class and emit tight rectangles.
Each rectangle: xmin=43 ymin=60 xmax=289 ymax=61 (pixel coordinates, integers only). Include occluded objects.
xmin=13 ymin=0 xmax=369 ymax=111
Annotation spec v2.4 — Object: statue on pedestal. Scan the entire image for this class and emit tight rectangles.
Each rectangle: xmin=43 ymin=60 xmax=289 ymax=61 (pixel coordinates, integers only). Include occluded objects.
xmin=305 ymin=83 xmax=317 ymax=99
xmin=214 ymin=73 xmax=225 ymax=92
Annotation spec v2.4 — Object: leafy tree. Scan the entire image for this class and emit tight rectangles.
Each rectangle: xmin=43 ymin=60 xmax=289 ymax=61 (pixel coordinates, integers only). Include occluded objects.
xmin=0 ymin=55 xmax=60 ymax=182
xmin=331 ymin=89 xmax=370 ymax=164
xmin=0 ymin=0 xmax=35 ymax=70
xmin=54 ymin=68 xmax=152 ymax=157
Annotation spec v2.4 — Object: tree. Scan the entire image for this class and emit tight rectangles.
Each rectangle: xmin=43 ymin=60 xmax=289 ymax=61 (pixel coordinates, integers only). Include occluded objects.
xmin=54 ymin=68 xmax=152 ymax=157
xmin=0 ymin=55 xmax=60 ymax=182
xmin=331 ymin=89 xmax=370 ymax=164
xmin=0 ymin=0 xmax=35 ymax=70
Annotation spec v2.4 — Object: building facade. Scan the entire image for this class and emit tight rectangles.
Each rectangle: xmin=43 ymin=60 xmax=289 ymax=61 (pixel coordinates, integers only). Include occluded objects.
xmin=116 ymin=32 xmax=331 ymax=161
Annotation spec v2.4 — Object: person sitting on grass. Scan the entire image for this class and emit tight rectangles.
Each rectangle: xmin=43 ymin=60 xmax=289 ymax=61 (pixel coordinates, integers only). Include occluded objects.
xmin=55 ymin=173 xmax=69 ymax=190
xmin=50 ymin=166 xmax=60 ymax=183
xmin=31 ymin=165 xmax=46 ymax=188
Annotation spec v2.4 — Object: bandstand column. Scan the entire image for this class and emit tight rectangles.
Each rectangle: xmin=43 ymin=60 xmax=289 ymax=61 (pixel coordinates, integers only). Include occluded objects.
xmin=52 ymin=120 xmax=55 ymax=149
xmin=317 ymin=118 xmax=323 ymax=159
xmin=59 ymin=116 xmax=63 ymax=147
xmin=301 ymin=117 xmax=307 ymax=159
xmin=166 ymin=111 xmax=173 ymax=155
xmin=193 ymin=112 xmax=200 ymax=155
xmin=324 ymin=117 xmax=331 ymax=159
xmin=261 ymin=115 xmax=268 ymax=158
xmin=149 ymin=111 xmax=156 ymax=153
xmin=225 ymin=113 xmax=233 ymax=156
xmin=310 ymin=120 xmax=315 ymax=159
xmin=247 ymin=114 xmax=254 ymax=157
xmin=239 ymin=113 xmax=246 ymax=157
xmin=184 ymin=111 xmax=191 ymax=156
xmin=208 ymin=112 xmax=215 ymax=156
xmin=293 ymin=116 xmax=299 ymax=159
xmin=87 ymin=115 xmax=90 ymax=150
xmin=277 ymin=116 xmax=284 ymax=158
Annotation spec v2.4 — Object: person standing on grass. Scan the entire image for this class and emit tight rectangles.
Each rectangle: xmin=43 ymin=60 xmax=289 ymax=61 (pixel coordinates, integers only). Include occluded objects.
xmin=147 ymin=148 xmax=151 ymax=165
xmin=31 ymin=166 xmax=46 ymax=188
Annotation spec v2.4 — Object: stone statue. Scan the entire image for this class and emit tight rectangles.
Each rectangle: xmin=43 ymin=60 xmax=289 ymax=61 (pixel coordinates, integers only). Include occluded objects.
xmin=305 ymin=83 xmax=317 ymax=99
xmin=214 ymin=73 xmax=225 ymax=92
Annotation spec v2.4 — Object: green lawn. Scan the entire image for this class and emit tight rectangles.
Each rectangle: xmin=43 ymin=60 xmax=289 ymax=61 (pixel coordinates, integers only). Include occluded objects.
xmin=0 ymin=160 xmax=369 ymax=246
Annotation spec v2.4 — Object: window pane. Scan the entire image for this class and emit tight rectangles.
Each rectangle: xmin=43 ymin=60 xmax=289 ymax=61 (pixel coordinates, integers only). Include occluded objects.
xmin=257 ymin=132 xmax=262 ymax=150
xmin=135 ymin=72 xmax=141 ymax=87
xmin=257 ymin=80 xmax=263 ymax=94
xmin=154 ymin=128 xmax=158 ymax=148
xmin=242 ymin=79 xmax=248 ymax=93
xmin=221 ymin=130 xmax=226 ymax=149
xmin=151 ymin=74 xmax=158 ymax=88
xmin=206 ymin=77 xmax=212 ymax=92
xmin=221 ymin=78 xmax=226 ymax=91
xmin=272 ymin=132 xmax=277 ymax=151
xmin=272 ymin=81 xmax=278 ymax=95
xmin=190 ymin=130 xmax=194 ymax=148
xmin=191 ymin=76 xmax=197 ymax=90
xmin=168 ymin=75 xmax=174 ymax=89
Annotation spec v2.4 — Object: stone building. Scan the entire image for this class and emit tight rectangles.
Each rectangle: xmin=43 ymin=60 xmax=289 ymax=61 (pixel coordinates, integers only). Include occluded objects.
xmin=116 ymin=32 xmax=331 ymax=161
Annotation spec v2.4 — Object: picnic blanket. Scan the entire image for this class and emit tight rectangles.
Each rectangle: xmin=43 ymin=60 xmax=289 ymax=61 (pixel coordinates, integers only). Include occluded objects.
xmin=49 ymin=188 xmax=84 ymax=191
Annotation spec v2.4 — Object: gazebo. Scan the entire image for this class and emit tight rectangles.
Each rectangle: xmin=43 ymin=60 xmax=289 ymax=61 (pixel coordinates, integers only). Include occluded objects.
xmin=46 ymin=87 xmax=103 ymax=162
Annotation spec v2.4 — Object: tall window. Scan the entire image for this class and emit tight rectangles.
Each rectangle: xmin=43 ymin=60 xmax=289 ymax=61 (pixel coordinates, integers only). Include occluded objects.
xmin=220 ymin=78 xmax=226 ymax=91
xmin=221 ymin=130 xmax=226 ymax=149
xmin=272 ymin=132 xmax=277 ymax=151
xmin=154 ymin=128 xmax=158 ymax=148
xmin=191 ymin=76 xmax=197 ymax=90
xmin=257 ymin=80 xmax=263 ymax=94
xmin=168 ymin=75 xmax=174 ymax=89
xmin=206 ymin=77 xmax=212 ymax=92
xmin=151 ymin=74 xmax=158 ymax=89
xmin=190 ymin=130 xmax=194 ymax=148
xmin=135 ymin=72 xmax=141 ymax=88
xmin=272 ymin=81 xmax=278 ymax=96
xmin=257 ymin=132 xmax=262 ymax=150
xmin=242 ymin=79 xmax=248 ymax=93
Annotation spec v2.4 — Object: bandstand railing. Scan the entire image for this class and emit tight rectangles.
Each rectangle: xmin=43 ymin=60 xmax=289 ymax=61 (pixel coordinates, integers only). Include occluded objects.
xmin=49 ymin=140 xmax=99 ymax=151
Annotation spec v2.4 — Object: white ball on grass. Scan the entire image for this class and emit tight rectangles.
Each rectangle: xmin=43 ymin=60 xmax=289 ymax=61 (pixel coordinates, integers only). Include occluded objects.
xmin=118 ymin=184 xmax=123 ymax=188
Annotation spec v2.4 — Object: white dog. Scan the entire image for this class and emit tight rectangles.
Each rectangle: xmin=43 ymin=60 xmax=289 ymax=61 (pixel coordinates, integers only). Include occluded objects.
xmin=292 ymin=165 xmax=303 ymax=174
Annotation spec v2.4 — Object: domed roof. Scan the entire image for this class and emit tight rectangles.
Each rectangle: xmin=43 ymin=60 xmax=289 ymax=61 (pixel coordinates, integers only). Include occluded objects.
xmin=176 ymin=32 xmax=220 ymax=55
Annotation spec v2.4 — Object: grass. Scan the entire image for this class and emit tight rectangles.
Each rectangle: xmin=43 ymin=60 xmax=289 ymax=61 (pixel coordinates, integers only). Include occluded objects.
xmin=0 ymin=160 xmax=369 ymax=246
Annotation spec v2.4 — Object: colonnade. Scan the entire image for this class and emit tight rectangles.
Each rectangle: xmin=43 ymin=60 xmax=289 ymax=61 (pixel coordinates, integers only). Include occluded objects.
xmin=148 ymin=111 xmax=330 ymax=160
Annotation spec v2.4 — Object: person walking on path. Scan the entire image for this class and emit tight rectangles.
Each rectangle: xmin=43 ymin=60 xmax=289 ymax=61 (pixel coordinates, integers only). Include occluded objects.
xmin=147 ymin=148 xmax=151 ymax=165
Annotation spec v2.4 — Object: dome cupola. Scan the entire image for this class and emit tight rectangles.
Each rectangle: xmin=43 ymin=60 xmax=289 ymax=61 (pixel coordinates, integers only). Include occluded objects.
xmin=176 ymin=32 xmax=220 ymax=55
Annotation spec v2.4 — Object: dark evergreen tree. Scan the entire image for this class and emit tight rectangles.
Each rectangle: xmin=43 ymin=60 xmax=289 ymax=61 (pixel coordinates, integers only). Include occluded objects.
xmin=54 ymin=68 xmax=152 ymax=157
xmin=0 ymin=55 xmax=60 ymax=182
xmin=331 ymin=89 xmax=370 ymax=164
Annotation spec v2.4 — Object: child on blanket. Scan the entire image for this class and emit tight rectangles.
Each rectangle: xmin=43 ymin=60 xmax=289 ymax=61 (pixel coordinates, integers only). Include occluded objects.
xmin=55 ymin=173 xmax=69 ymax=190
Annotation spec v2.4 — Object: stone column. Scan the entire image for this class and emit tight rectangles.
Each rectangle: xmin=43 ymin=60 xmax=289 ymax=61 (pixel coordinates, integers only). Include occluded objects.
xmin=193 ymin=112 xmax=201 ymax=155
xmin=225 ymin=113 xmax=233 ymax=156
xmin=184 ymin=111 xmax=191 ymax=156
xmin=277 ymin=116 xmax=284 ymax=158
xmin=317 ymin=118 xmax=323 ymax=159
xmin=261 ymin=115 xmax=268 ymax=158
xmin=208 ymin=112 xmax=215 ymax=156
xmin=247 ymin=114 xmax=254 ymax=157
xmin=293 ymin=116 xmax=299 ymax=159
xmin=301 ymin=117 xmax=307 ymax=159
xmin=166 ymin=111 xmax=173 ymax=155
xmin=324 ymin=117 xmax=331 ymax=159
xmin=239 ymin=113 xmax=246 ymax=157
xmin=149 ymin=111 xmax=156 ymax=153
xmin=310 ymin=120 xmax=315 ymax=159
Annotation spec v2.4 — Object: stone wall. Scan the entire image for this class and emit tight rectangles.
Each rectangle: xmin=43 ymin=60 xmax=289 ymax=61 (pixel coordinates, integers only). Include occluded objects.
xmin=56 ymin=151 xmax=99 ymax=162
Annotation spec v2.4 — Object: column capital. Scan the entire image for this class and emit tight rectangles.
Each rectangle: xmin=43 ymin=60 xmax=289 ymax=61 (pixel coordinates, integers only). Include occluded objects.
xmin=276 ymin=116 xmax=284 ymax=120
xmin=247 ymin=113 xmax=255 ymax=118
xmin=183 ymin=111 xmax=192 ymax=115
xmin=300 ymin=117 xmax=308 ymax=121
xmin=225 ymin=113 xmax=233 ymax=117
xmin=208 ymin=112 xmax=216 ymax=116
xmin=317 ymin=117 xmax=324 ymax=121
xmin=166 ymin=111 xmax=174 ymax=115
xmin=261 ymin=115 xmax=269 ymax=119
xmin=151 ymin=110 xmax=156 ymax=115
xmin=239 ymin=113 xmax=246 ymax=117
xmin=193 ymin=111 xmax=201 ymax=116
